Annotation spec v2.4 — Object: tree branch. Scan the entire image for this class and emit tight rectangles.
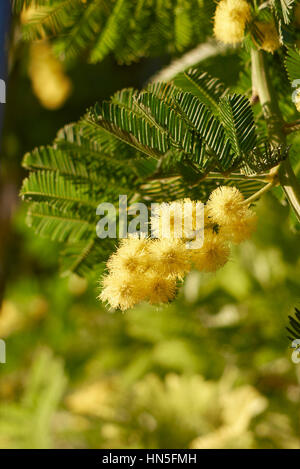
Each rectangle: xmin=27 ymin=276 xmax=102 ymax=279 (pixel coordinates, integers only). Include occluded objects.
xmin=251 ymin=48 xmax=300 ymax=222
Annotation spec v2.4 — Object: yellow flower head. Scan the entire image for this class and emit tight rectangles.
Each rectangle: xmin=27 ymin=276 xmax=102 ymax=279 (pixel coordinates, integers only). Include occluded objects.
xmin=191 ymin=229 xmax=230 ymax=272
xmin=151 ymin=201 xmax=185 ymax=239
xmin=206 ymin=186 xmax=257 ymax=243
xmin=213 ymin=0 xmax=251 ymax=45
xmin=28 ymin=42 xmax=72 ymax=110
xmin=220 ymin=208 xmax=257 ymax=244
xmin=151 ymin=198 xmax=204 ymax=240
xmin=107 ymin=236 xmax=150 ymax=274
xmin=255 ymin=21 xmax=281 ymax=53
xmin=99 ymin=272 xmax=146 ymax=311
xmin=144 ymin=274 xmax=177 ymax=305
xmin=206 ymin=186 xmax=245 ymax=226
xmin=150 ymin=238 xmax=191 ymax=279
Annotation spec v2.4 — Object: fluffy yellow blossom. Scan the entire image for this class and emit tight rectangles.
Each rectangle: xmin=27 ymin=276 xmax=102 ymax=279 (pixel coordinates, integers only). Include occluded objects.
xmin=28 ymin=42 xmax=72 ymax=110
xmin=207 ymin=185 xmax=257 ymax=244
xmin=207 ymin=186 xmax=257 ymax=244
xmin=183 ymin=197 xmax=209 ymax=239
xmin=220 ymin=209 xmax=257 ymax=244
xmin=99 ymin=188 xmax=258 ymax=311
xmin=99 ymin=269 xmax=177 ymax=310
xmin=100 ymin=235 xmax=181 ymax=310
xmin=151 ymin=198 xmax=204 ymax=240
xmin=107 ymin=236 xmax=151 ymax=274
xmin=255 ymin=21 xmax=281 ymax=53
xmin=150 ymin=238 xmax=191 ymax=279
xmin=144 ymin=274 xmax=177 ymax=305
xmin=191 ymin=229 xmax=230 ymax=272
xmin=99 ymin=272 xmax=146 ymax=311
xmin=213 ymin=0 xmax=251 ymax=45
xmin=207 ymin=186 xmax=245 ymax=225
xmin=151 ymin=201 xmax=185 ymax=239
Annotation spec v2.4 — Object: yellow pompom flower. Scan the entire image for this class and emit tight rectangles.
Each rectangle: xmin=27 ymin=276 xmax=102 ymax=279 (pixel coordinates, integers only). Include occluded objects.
xmin=213 ymin=0 xmax=251 ymax=45
xmin=191 ymin=229 xmax=230 ymax=272
xmin=107 ymin=236 xmax=151 ymax=275
xmin=220 ymin=209 xmax=257 ymax=244
xmin=144 ymin=274 xmax=177 ymax=305
xmin=151 ymin=201 xmax=185 ymax=239
xmin=150 ymin=238 xmax=191 ymax=279
xmin=28 ymin=42 xmax=72 ymax=110
xmin=255 ymin=21 xmax=281 ymax=53
xmin=99 ymin=272 xmax=146 ymax=311
xmin=183 ymin=197 xmax=208 ymax=240
xmin=99 ymin=187 xmax=258 ymax=310
xmin=206 ymin=186 xmax=245 ymax=225
xmin=151 ymin=198 xmax=204 ymax=240
xmin=207 ymin=186 xmax=257 ymax=244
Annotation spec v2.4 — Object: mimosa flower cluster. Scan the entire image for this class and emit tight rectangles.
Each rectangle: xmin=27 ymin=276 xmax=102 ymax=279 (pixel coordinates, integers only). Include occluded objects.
xmin=28 ymin=42 xmax=72 ymax=110
xmin=213 ymin=0 xmax=251 ymax=45
xmin=213 ymin=0 xmax=280 ymax=53
xmin=99 ymin=186 xmax=257 ymax=311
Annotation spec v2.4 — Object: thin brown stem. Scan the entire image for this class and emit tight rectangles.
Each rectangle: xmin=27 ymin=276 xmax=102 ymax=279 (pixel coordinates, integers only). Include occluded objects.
xmin=283 ymin=120 xmax=300 ymax=134
xmin=243 ymin=182 xmax=274 ymax=205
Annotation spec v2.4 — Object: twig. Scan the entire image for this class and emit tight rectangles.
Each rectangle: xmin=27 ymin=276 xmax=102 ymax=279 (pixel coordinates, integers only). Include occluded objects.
xmin=243 ymin=182 xmax=273 ymax=204
xmin=283 ymin=120 xmax=300 ymax=134
xmin=251 ymin=48 xmax=300 ymax=222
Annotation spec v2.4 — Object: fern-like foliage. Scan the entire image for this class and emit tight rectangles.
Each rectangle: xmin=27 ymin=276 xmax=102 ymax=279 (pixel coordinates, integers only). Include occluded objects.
xmin=173 ymin=68 xmax=229 ymax=113
xmin=12 ymin=0 xmax=50 ymax=14
xmin=21 ymin=68 xmax=288 ymax=276
xmin=274 ymin=0 xmax=295 ymax=25
xmin=21 ymin=122 xmax=146 ymax=276
xmin=15 ymin=0 xmax=214 ymax=64
xmin=0 ymin=349 xmax=66 ymax=449
xmin=287 ymin=307 xmax=300 ymax=342
xmin=285 ymin=47 xmax=300 ymax=83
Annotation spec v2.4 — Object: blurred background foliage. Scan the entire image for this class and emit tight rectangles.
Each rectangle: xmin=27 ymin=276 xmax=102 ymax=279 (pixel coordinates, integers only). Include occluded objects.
xmin=0 ymin=8 xmax=300 ymax=449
